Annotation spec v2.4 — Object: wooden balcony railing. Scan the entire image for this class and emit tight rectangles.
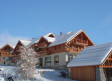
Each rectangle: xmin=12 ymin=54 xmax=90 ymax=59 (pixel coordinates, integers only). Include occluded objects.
xmin=75 ymin=39 xmax=88 ymax=45
xmin=66 ymin=47 xmax=83 ymax=53
xmin=37 ymin=50 xmax=48 ymax=55
xmin=74 ymin=48 xmax=79 ymax=52
xmin=38 ymin=42 xmax=47 ymax=47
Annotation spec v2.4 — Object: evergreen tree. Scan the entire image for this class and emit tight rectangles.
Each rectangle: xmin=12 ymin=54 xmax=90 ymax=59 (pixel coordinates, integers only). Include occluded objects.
xmin=16 ymin=46 xmax=38 ymax=80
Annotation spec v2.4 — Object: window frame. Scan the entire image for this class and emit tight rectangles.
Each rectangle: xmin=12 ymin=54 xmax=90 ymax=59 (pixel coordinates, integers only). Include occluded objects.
xmin=68 ymin=54 xmax=73 ymax=63
xmin=45 ymin=56 xmax=51 ymax=66
xmin=54 ymin=55 xmax=59 ymax=65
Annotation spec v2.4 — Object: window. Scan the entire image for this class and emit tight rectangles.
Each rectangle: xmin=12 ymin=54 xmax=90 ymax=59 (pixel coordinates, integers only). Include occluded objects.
xmin=54 ymin=55 xmax=59 ymax=65
xmin=67 ymin=45 xmax=70 ymax=48
xmin=54 ymin=46 xmax=57 ymax=50
xmin=74 ymin=46 xmax=78 ymax=48
xmin=78 ymin=36 xmax=81 ymax=39
xmin=4 ymin=46 xmax=12 ymax=51
xmin=45 ymin=57 xmax=51 ymax=66
xmin=39 ymin=58 xmax=43 ymax=66
xmin=68 ymin=54 xmax=73 ymax=62
xmin=9 ymin=57 xmax=13 ymax=61
xmin=105 ymin=61 xmax=109 ymax=66
xmin=78 ymin=46 xmax=81 ymax=50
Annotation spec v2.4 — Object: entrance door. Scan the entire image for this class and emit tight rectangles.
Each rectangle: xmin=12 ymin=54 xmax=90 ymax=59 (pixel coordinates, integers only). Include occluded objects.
xmin=105 ymin=68 xmax=112 ymax=81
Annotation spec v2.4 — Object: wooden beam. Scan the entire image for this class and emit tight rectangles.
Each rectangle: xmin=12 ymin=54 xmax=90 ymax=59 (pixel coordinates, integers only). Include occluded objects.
xmin=100 ymin=66 xmax=112 ymax=68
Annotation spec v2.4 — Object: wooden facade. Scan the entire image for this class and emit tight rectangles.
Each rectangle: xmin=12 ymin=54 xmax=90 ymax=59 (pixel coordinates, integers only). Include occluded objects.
xmin=70 ymin=51 xmax=112 ymax=81
xmin=34 ymin=31 xmax=94 ymax=56
xmin=102 ymin=52 xmax=112 ymax=68
xmin=12 ymin=31 xmax=94 ymax=68
xmin=12 ymin=41 xmax=25 ymax=56
xmin=71 ymin=66 xmax=96 ymax=81
xmin=0 ymin=44 xmax=13 ymax=57
xmin=0 ymin=44 xmax=14 ymax=64
xmin=12 ymin=31 xmax=93 ymax=58
xmin=12 ymin=41 xmax=25 ymax=63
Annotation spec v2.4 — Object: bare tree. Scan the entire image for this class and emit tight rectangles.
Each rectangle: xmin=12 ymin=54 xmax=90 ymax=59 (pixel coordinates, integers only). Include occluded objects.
xmin=16 ymin=46 xmax=38 ymax=80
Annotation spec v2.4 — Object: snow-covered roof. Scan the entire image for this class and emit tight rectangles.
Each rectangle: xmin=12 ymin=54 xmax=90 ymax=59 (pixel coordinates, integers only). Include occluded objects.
xmin=19 ymin=40 xmax=31 ymax=46
xmin=43 ymin=36 xmax=55 ymax=43
xmin=67 ymin=42 xmax=112 ymax=67
xmin=44 ymin=33 xmax=54 ymax=37
xmin=28 ymin=33 xmax=54 ymax=46
xmin=0 ymin=44 xmax=14 ymax=50
xmin=49 ymin=30 xmax=83 ymax=47
xmin=28 ymin=37 xmax=40 ymax=46
xmin=0 ymin=44 xmax=15 ymax=48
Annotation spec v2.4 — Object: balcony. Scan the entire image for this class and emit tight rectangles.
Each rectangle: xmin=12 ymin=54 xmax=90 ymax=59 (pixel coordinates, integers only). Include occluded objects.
xmin=37 ymin=50 xmax=48 ymax=55
xmin=74 ymin=48 xmax=79 ymax=52
xmin=66 ymin=46 xmax=84 ymax=53
xmin=37 ymin=42 xmax=48 ymax=48
xmin=75 ymin=39 xmax=88 ymax=45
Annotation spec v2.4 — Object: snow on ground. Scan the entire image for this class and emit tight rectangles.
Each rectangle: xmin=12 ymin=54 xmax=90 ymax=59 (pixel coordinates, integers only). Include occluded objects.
xmin=0 ymin=65 xmax=76 ymax=81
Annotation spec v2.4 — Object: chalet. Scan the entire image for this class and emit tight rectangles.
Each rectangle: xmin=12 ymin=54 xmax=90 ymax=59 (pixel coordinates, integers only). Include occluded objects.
xmin=12 ymin=33 xmax=52 ymax=64
xmin=0 ymin=44 xmax=14 ymax=65
xmin=12 ymin=30 xmax=94 ymax=69
xmin=32 ymin=30 xmax=94 ymax=69
xmin=12 ymin=40 xmax=31 ymax=64
xmin=67 ymin=42 xmax=112 ymax=81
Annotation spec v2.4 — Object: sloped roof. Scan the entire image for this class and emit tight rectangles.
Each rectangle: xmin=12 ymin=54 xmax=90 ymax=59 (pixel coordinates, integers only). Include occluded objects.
xmin=25 ymin=30 xmax=90 ymax=47
xmin=43 ymin=36 xmax=55 ymax=43
xmin=28 ymin=37 xmax=40 ymax=46
xmin=49 ymin=30 xmax=84 ymax=47
xmin=0 ymin=43 xmax=16 ymax=48
xmin=0 ymin=44 xmax=14 ymax=50
xmin=44 ymin=33 xmax=54 ymax=37
xmin=28 ymin=33 xmax=54 ymax=46
xmin=67 ymin=42 xmax=112 ymax=67
xmin=19 ymin=40 xmax=31 ymax=46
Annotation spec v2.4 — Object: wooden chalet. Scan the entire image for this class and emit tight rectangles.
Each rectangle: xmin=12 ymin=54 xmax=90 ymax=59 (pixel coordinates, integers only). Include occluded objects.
xmin=67 ymin=42 xmax=112 ymax=81
xmin=48 ymin=30 xmax=93 ymax=55
xmin=12 ymin=30 xmax=94 ymax=69
xmin=12 ymin=40 xmax=31 ymax=64
xmin=0 ymin=44 xmax=14 ymax=65
xmin=32 ymin=30 xmax=94 ymax=69
xmin=33 ymin=30 xmax=94 ymax=56
xmin=33 ymin=33 xmax=55 ymax=56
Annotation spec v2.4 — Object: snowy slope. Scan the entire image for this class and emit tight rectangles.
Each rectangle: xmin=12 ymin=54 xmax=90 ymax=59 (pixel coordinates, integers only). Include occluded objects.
xmin=0 ymin=65 xmax=75 ymax=81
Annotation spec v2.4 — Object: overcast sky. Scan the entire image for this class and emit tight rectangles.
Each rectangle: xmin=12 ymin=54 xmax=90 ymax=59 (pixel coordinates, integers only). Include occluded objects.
xmin=0 ymin=0 xmax=112 ymax=47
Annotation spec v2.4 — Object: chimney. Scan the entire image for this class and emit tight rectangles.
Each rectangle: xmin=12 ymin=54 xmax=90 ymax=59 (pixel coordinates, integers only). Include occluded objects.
xmin=60 ymin=32 xmax=62 ymax=35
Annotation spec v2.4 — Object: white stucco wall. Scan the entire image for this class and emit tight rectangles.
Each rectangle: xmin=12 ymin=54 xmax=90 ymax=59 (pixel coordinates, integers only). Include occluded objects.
xmin=38 ymin=52 xmax=76 ymax=68
xmin=0 ymin=57 xmax=14 ymax=65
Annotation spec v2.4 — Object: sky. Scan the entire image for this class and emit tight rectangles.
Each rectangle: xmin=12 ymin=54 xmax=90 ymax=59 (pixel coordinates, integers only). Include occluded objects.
xmin=0 ymin=0 xmax=112 ymax=47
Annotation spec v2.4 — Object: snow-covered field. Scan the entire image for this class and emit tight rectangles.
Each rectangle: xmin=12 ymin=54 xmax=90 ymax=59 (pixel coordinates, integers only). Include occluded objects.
xmin=0 ymin=65 xmax=75 ymax=81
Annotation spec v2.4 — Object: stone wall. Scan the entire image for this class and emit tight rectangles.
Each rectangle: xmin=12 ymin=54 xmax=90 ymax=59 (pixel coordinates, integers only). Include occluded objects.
xmin=96 ymin=67 xmax=106 ymax=81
